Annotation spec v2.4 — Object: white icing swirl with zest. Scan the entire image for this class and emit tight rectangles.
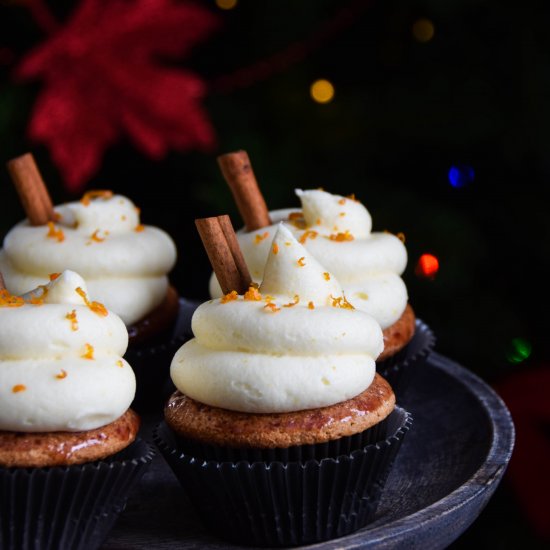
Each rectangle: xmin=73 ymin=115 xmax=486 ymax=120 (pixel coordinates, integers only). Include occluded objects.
xmin=171 ymin=225 xmax=383 ymax=413
xmin=0 ymin=193 xmax=177 ymax=325
xmin=210 ymin=189 xmax=408 ymax=329
xmin=0 ymin=270 xmax=135 ymax=432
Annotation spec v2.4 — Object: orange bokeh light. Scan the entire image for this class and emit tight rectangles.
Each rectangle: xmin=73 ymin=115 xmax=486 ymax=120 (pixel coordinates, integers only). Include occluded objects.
xmin=416 ymin=253 xmax=439 ymax=278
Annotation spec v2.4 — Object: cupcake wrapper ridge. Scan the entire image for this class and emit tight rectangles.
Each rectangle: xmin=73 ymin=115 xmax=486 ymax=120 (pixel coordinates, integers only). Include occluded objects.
xmin=376 ymin=318 xmax=436 ymax=397
xmin=0 ymin=439 xmax=154 ymax=550
xmin=154 ymin=406 xmax=412 ymax=547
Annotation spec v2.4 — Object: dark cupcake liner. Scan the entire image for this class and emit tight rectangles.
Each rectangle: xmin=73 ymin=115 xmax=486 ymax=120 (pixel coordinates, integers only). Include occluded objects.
xmin=125 ymin=297 xmax=198 ymax=413
xmin=376 ymin=319 xmax=436 ymax=397
xmin=0 ymin=439 xmax=154 ymax=550
xmin=154 ymin=406 xmax=412 ymax=547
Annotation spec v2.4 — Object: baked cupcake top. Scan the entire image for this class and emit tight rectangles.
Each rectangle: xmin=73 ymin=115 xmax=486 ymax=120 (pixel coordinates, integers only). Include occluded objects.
xmin=171 ymin=224 xmax=383 ymax=414
xmin=209 ymin=189 xmax=408 ymax=329
xmin=0 ymin=191 xmax=177 ymax=325
xmin=0 ymin=270 xmax=135 ymax=432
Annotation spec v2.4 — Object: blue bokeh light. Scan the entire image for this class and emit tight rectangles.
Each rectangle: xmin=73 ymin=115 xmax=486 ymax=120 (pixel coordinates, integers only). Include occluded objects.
xmin=448 ymin=164 xmax=475 ymax=188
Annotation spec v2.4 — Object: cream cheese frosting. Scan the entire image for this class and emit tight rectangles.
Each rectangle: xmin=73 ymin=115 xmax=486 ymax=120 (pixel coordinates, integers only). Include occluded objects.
xmin=0 ymin=191 xmax=177 ymax=325
xmin=0 ymin=270 xmax=135 ymax=432
xmin=171 ymin=224 xmax=383 ymax=413
xmin=209 ymin=189 xmax=408 ymax=329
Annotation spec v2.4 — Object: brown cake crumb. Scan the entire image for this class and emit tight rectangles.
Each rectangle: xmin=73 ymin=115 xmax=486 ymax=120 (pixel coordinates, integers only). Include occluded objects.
xmin=378 ymin=303 xmax=416 ymax=361
xmin=165 ymin=374 xmax=395 ymax=449
xmin=0 ymin=409 xmax=140 ymax=468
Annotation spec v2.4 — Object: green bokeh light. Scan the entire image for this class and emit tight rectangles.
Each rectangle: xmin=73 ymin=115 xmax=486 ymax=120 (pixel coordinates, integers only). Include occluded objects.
xmin=506 ymin=337 xmax=532 ymax=364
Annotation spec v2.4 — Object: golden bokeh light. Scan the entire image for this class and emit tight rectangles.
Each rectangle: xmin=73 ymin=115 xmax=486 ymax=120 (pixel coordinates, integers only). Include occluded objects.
xmin=310 ymin=79 xmax=335 ymax=104
xmin=216 ymin=0 xmax=238 ymax=10
xmin=412 ymin=18 xmax=435 ymax=43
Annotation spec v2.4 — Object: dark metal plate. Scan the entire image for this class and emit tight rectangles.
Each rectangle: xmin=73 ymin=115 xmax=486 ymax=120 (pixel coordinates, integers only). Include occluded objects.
xmin=102 ymin=351 xmax=515 ymax=549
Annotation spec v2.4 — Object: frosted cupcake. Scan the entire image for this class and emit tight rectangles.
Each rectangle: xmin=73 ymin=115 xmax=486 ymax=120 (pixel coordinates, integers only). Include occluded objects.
xmin=155 ymin=223 xmax=412 ymax=546
xmin=2 ymin=153 xmax=188 ymax=410
xmin=0 ymin=270 xmax=153 ymax=550
xmin=213 ymin=151 xmax=434 ymax=394
xmin=0 ymin=190 xmax=178 ymax=340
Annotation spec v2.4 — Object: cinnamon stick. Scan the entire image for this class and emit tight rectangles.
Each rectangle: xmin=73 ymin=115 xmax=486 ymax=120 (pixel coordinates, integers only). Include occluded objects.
xmin=217 ymin=150 xmax=271 ymax=231
xmin=195 ymin=215 xmax=251 ymax=295
xmin=6 ymin=153 xmax=55 ymax=226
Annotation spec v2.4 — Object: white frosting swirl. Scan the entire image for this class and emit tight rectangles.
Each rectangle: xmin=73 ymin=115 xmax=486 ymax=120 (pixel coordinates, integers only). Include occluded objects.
xmin=171 ymin=225 xmax=383 ymax=413
xmin=209 ymin=189 xmax=408 ymax=328
xmin=0 ymin=270 xmax=135 ymax=432
xmin=0 ymin=193 xmax=177 ymax=325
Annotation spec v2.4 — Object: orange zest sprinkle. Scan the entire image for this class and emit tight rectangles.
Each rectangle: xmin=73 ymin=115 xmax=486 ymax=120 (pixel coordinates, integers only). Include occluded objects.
xmin=0 ymin=289 xmax=25 ymax=308
xmin=298 ymin=230 xmax=318 ymax=244
xmin=264 ymin=295 xmax=274 ymax=303
xmin=328 ymin=230 xmax=354 ymax=242
xmin=49 ymin=273 xmax=61 ymax=281
xmin=297 ymin=257 xmax=306 ymax=267
xmin=221 ymin=290 xmax=238 ymax=304
xmin=12 ymin=384 xmax=26 ymax=393
xmin=308 ymin=301 xmax=315 ymax=310
xmin=254 ymin=232 xmax=269 ymax=244
xmin=117 ymin=360 xmax=124 ymax=368
xmin=316 ymin=218 xmax=321 ymax=225
xmin=82 ymin=343 xmax=95 ymax=360
xmin=46 ymin=221 xmax=65 ymax=242
xmin=283 ymin=295 xmax=300 ymax=308
xmin=263 ymin=302 xmax=281 ymax=313
xmin=272 ymin=243 xmax=279 ymax=255
xmin=396 ymin=232 xmax=406 ymax=243
xmin=323 ymin=272 xmax=331 ymax=281
xmin=338 ymin=198 xmax=346 ymax=205
xmin=330 ymin=294 xmax=355 ymax=310
xmin=89 ymin=301 xmax=108 ymax=316
xmin=55 ymin=369 xmax=67 ymax=380
xmin=66 ymin=310 xmax=78 ymax=331
xmin=121 ymin=215 xmax=127 ymax=221
xmin=134 ymin=224 xmax=145 ymax=232
xmin=135 ymin=206 xmax=141 ymax=215
xmin=244 ymin=286 xmax=262 ymax=301
xmin=90 ymin=229 xmax=106 ymax=243
xmin=285 ymin=241 xmax=292 ymax=246
xmin=75 ymin=287 xmax=108 ymax=316
xmin=339 ymin=212 xmax=346 ymax=217
xmin=287 ymin=212 xmax=307 ymax=229
xmin=80 ymin=190 xmax=113 ymax=206
xmin=53 ymin=211 xmax=62 ymax=221
xmin=346 ymin=193 xmax=357 ymax=201
xmin=27 ymin=295 xmax=45 ymax=306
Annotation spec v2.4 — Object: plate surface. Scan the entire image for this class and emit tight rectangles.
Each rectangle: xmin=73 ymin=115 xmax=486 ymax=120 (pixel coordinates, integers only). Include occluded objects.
xmin=101 ymin=351 xmax=515 ymax=550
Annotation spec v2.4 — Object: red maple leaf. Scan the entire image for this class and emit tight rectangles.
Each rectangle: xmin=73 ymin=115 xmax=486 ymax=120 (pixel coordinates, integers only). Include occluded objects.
xmin=15 ymin=0 xmax=219 ymax=191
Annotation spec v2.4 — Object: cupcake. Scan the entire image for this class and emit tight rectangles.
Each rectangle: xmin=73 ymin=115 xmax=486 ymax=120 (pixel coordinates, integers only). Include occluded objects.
xmin=2 ymin=153 xmax=189 ymax=410
xmin=214 ymin=151 xmax=435 ymax=394
xmin=155 ymin=223 xmax=412 ymax=547
xmin=0 ymin=270 xmax=153 ymax=550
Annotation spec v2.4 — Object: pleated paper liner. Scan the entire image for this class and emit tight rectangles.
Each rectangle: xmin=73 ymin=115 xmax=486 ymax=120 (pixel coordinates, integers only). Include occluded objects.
xmin=0 ymin=438 xmax=154 ymax=550
xmin=125 ymin=297 xmax=197 ymax=413
xmin=154 ymin=406 xmax=412 ymax=547
xmin=376 ymin=319 xmax=436 ymax=398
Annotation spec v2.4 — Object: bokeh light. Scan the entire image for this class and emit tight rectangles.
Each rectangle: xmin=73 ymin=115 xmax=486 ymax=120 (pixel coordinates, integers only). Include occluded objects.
xmin=448 ymin=164 xmax=475 ymax=188
xmin=415 ymin=253 xmax=439 ymax=279
xmin=216 ymin=0 xmax=238 ymax=10
xmin=310 ymin=79 xmax=335 ymax=104
xmin=506 ymin=337 xmax=532 ymax=364
xmin=412 ymin=18 xmax=435 ymax=43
